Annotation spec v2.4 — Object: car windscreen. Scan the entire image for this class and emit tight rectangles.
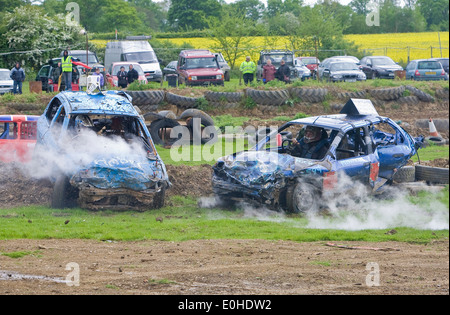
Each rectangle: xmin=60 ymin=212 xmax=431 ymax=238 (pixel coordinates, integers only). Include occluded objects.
xmin=0 ymin=71 xmax=10 ymax=81
xmin=418 ymin=61 xmax=442 ymax=70
xmin=186 ymin=57 xmax=218 ymax=69
xmin=300 ymin=58 xmax=318 ymax=65
xmin=112 ymin=65 xmax=145 ymax=76
xmin=123 ymin=51 xmax=157 ymax=63
xmin=330 ymin=62 xmax=359 ymax=71
xmin=72 ymin=53 xmax=99 ymax=64
xmin=371 ymin=57 xmax=396 ymax=66
xmin=264 ymin=54 xmax=293 ymax=66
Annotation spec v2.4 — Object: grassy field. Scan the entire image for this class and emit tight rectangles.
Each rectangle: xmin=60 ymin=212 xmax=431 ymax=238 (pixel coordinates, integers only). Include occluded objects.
xmin=0 ymin=191 xmax=448 ymax=243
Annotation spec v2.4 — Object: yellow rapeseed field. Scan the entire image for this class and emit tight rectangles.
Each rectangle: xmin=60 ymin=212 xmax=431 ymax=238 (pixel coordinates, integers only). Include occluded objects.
xmin=92 ymin=31 xmax=449 ymax=66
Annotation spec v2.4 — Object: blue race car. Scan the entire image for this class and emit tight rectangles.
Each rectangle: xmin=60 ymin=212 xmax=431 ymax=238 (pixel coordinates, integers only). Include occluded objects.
xmin=34 ymin=90 xmax=170 ymax=210
xmin=212 ymin=99 xmax=423 ymax=213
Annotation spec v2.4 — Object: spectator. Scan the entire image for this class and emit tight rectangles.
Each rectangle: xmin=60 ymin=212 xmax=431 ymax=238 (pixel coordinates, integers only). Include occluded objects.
xmin=10 ymin=62 xmax=25 ymax=94
xmin=127 ymin=64 xmax=139 ymax=84
xmin=117 ymin=66 xmax=128 ymax=88
xmin=239 ymin=56 xmax=256 ymax=85
xmin=262 ymin=59 xmax=276 ymax=84
xmin=92 ymin=67 xmax=104 ymax=88
xmin=61 ymin=50 xmax=73 ymax=90
xmin=275 ymin=59 xmax=290 ymax=83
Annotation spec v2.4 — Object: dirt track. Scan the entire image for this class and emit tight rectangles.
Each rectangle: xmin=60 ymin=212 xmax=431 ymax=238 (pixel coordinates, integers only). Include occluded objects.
xmin=0 ymin=239 xmax=448 ymax=295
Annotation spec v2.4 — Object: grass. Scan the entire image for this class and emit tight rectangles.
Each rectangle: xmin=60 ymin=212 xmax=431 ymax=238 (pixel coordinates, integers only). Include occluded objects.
xmin=0 ymin=191 xmax=448 ymax=244
xmin=1 ymin=250 xmax=41 ymax=259
xmin=412 ymin=144 xmax=449 ymax=163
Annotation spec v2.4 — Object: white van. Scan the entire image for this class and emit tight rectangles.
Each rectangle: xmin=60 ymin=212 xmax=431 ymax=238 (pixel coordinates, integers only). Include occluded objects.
xmin=105 ymin=38 xmax=162 ymax=83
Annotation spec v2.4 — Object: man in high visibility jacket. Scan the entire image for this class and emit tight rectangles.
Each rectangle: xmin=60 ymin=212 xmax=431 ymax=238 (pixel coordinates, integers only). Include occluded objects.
xmin=61 ymin=50 xmax=73 ymax=91
xmin=240 ymin=56 xmax=256 ymax=86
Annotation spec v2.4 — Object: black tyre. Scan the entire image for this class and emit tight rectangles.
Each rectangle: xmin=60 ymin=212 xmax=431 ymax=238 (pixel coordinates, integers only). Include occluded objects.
xmin=425 ymin=136 xmax=447 ymax=146
xmin=224 ymin=71 xmax=231 ymax=82
xmin=166 ymin=92 xmax=198 ymax=108
xmin=405 ymin=85 xmax=435 ymax=103
xmin=51 ymin=175 xmax=79 ymax=209
xmin=290 ymin=88 xmax=328 ymax=103
xmin=415 ymin=165 xmax=449 ymax=184
xmin=246 ymin=88 xmax=290 ymax=106
xmin=149 ymin=118 xmax=182 ymax=146
xmin=286 ymin=182 xmax=319 ymax=214
xmin=369 ymin=86 xmax=405 ymax=101
xmin=182 ymin=109 xmax=216 ymax=144
xmin=393 ymin=166 xmax=416 ymax=183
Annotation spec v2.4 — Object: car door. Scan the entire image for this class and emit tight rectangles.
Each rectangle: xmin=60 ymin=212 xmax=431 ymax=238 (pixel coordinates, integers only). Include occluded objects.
xmin=360 ymin=57 xmax=370 ymax=77
xmin=333 ymin=128 xmax=375 ymax=185
xmin=373 ymin=119 xmax=416 ymax=179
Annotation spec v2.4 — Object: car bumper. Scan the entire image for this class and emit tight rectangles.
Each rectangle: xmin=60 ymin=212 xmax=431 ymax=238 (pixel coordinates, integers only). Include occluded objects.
xmin=410 ymin=76 xmax=448 ymax=81
xmin=330 ymin=78 xmax=366 ymax=82
xmin=187 ymin=80 xmax=224 ymax=86
xmin=0 ymin=88 xmax=13 ymax=94
xmin=376 ymin=72 xmax=396 ymax=79
xmin=145 ymin=72 xmax=163 ymax=82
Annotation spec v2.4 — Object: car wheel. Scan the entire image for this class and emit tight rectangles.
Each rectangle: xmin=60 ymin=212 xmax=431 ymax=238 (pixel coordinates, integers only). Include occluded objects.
xmin=153 ymin=186 xmax=166 ymax=209
xmin=51 ymin=175 xmax=79 ymax=209
xmin=415 ymin=165 xmax=449 ymax=185
xmin=149 ymin=118 xmax=182 ymax=146
xmin=286 ymin=182 xmax=319 ymax=214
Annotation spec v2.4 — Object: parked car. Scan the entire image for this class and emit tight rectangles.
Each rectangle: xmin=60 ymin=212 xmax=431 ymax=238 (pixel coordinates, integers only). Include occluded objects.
xmin=256 ymin=50 xmax=298 ymax=82
xmin=0 ymin=115 xmax=38 ymax=163
xmin=321 ymin=61 xmax=366 ymax=82
xmin=215 ymin=52 xmax=231 ymax=81
xmin=162 ymin=60 xmax=178 ymax=78
xmin=105 ymin=38 xmax=163 ymax=83
xmin=35 ymin=58 xmax=84 ymax=92
xmin=296 ymin=57 xmax=320 ymax=76
xmin=360 ymin=56 xmax=403 ymax=79
xmin=106 ymin=62 xmax=148 ymax=87
xmin=34 ymin=90 xmax=170 ymax=210
xmin=212 ymin=99 xmax=422 ymax=213
xmin=0 ymin=69 xmax=14 ymax=94
xmin=429 ymin=57 xmax=449 ymax=74
xmin=177 ymin=50 xmax=224 ymax=86
xmin=294 ymin=59 xmax=311 ymax=80
xmin=405 ymin=59 xmax=448 ymax=81
xmin=316 ymin=56 xmax=359 ymax=80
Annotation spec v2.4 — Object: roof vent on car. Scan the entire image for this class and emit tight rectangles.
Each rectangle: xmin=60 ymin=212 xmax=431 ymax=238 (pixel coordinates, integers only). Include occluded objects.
xmin=340 ymin=98 xmax=379 ymax=116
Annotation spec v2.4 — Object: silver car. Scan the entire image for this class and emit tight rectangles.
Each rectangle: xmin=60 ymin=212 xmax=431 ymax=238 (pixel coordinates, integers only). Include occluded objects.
xmin=0 ymin=69 xmax=14 ymax=94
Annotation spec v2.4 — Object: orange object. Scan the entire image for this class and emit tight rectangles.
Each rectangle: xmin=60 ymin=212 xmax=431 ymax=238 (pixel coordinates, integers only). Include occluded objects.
xmin=428 ymin=118 xmax=441 ymax=138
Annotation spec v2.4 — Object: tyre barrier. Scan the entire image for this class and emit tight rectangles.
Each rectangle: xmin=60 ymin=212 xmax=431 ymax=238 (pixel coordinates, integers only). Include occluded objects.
xmin=369 ymin=85 xmax=405 ymax=101
xmin=397 ymin=95 xmax=420 ymax=105
xmin=393 ymin=166 xmax=416 ymax=183
xmin=405 ymin=85 xmax=435 ymax=103
xmin=148 ymin=118 xmax=182 ymax=146
xmin=415 ymin=165 xmax=449 ymax=184
xmin=126 ymin=90 xmax=165 ymax=106
xmin=246 ymin=88 xmax=290 ymax=106
xmin=204 ymin=91 xmax=244 ymax=103
xmin=166 ymin=92 xmax=198 ymax=108
xmin=290 ymin=87 xmax=328 ymax=103
xmin=335 ymin=90 xmax=367 ymax=100
xmin=425 ymin=136 xmax=447 ymax=146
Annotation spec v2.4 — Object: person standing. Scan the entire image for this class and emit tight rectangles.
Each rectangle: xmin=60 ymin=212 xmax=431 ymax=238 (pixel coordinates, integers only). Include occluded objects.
xmin=117 ymin=66 xmax=128 ymax=88
xmin=127 ymin=64 xmax=138 ymax=85
xmin=275 ymin=59 xmax=291 ymax=83
xmin=262 ymin=59 xmax=276 ymax=84
xmin=10 ymin=62 xmax=25 ymax=94
xmin=239 ymin=56 xmax=256 ymax=86
xmin=61 ymin=50 xmax=73 ymax=91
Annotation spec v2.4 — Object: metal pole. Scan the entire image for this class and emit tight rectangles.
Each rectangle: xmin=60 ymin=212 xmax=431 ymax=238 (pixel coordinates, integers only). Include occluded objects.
xmin=438 ymin=32 xmax=443 ymax=57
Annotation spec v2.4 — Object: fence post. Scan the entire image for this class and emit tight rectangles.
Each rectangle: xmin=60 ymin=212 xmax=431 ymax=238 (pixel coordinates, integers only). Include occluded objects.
xmin=430 ymin=46 xmax=433 ymax=58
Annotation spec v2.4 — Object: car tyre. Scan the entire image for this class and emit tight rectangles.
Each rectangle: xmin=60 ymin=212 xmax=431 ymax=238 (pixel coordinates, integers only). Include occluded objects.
xmin=286 ymin=182 xmax=319 ymax=214
xmin=153 ymin=186 xmax=166 ymax=209
xmin=415 ymin=165 xmax=449 ymax=184
xmin=51 ymin=175 xmax=79 ymax=209
xmin=393 ymin=166 xmax=415 ymax=183
xmin=149 ymin=118 xmax=182 ymax=146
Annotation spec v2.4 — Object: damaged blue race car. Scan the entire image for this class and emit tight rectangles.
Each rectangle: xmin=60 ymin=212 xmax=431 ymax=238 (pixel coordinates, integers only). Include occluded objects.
xmin=212 ymin=99 xmax=423 ymax=213
xmin=35 ymin=90 xmax=170 ymax=210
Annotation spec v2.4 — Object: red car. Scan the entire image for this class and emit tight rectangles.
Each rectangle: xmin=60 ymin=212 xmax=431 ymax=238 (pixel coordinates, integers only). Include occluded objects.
xmin=177 ymin=50 xmax=224 ymax=86
xmin=106 ymin=62 xmax=148 ymax=87
xmin=0 ymin=115 xmax=38 ymax=163
xmin=296 ymin=57 xmax=320 ymax=75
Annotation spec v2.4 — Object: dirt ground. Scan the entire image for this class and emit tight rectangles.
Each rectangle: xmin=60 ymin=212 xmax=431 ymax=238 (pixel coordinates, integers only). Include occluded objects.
xmin=0 ymin=238 xmax=448 ymax=295
xmin=0 ymin=96 xmax=449 ymax=296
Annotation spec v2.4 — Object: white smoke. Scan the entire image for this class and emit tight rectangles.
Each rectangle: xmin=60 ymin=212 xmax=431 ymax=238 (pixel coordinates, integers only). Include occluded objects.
xmin=23 ymin=129 xmax=148 ymax=179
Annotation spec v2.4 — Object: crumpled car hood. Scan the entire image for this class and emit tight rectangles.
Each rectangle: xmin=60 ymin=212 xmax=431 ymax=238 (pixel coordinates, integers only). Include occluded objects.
xmin=70 ymin=154 xmax=166 ymax=191
xmin=215 ymin=151 xmax=327 ymax=187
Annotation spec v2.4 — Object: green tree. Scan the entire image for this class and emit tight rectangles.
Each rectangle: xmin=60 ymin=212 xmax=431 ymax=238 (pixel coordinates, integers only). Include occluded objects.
xmin=417 ymin=0 xmax=449 ymax=31
xmin=229 ymin=0 xmax=266 ymax=22
xmin=168 ymin=0 xmax=222 ymax=31
xmin=97 ymin=0 xmax=145 ymax=33
xmin=1 ymin=5 xmax=84 ymax=69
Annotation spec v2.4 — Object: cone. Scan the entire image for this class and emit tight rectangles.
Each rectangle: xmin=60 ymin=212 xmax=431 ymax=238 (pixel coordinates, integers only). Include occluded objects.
xmin=428 ymin=118 xmax=441 ymax=138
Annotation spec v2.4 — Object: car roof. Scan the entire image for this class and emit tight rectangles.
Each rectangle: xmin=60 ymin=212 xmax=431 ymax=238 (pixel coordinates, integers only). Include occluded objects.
xmin=287 ymin=114 xmax=384 ymax=132
xmin=0 ymin=68 xmax=9 ymax=71
xmin=180 ymin=50 xmax=213 ymax=58
xmin=57 ymin=90 xmax=138 ymax=116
